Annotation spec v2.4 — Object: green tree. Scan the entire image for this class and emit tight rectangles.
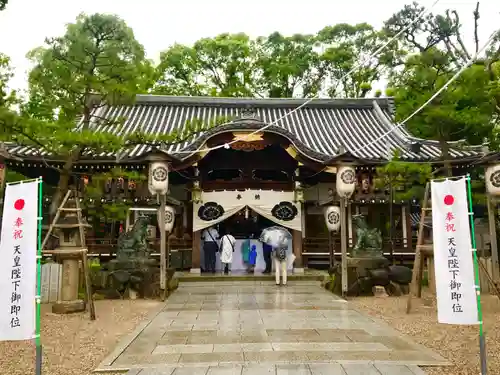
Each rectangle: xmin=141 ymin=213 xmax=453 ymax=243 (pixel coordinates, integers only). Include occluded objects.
xmin=388 ymin=48 xmax=496 ymax=176
xmin=253 ymin=32 xmax=322 ymax=98
xmin=0 ymin=0 xmax=7 ymax=11
xmin=3 ymin=13 xmax=157 ymax=215
xmin=153 ymin=33 xmax=257 ymax=97
xmin=317 ymin=23 xmax=398 ymax=98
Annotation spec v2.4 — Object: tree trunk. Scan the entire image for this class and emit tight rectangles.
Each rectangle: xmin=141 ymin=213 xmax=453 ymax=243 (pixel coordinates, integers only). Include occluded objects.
xmin=49 ymin=147 xmax=82 ymax=216
xmin=439 ymin=139 xmax=452 ymax=177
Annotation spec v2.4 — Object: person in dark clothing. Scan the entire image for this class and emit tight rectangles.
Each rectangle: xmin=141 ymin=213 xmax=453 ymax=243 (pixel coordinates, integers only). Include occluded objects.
xmin=201 ymin=226 xmax=219 ymax=273
xmin=262 ymin=242 xmax=273 ymax=274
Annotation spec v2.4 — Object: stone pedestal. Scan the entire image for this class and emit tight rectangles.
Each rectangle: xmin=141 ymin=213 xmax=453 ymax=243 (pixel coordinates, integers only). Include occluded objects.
xmin=53 ymin=257 xmax=86 ymax=314
xmin=333 ymin=255 xmax=390 ymax=296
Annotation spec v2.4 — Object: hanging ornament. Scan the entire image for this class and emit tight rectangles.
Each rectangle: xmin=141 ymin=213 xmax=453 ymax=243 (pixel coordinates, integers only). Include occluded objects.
xmin=148 ymin=161 xmax=169 ymax=195
xmin=361 ymin=174 xmax=370 ymax=193
xmin=336 ymin=165 xmax=356 ymax=198
xmin=324 ymin=205 xmax=341 ymax=232
xmin=128 ymin=180 xmax=136 ymax=191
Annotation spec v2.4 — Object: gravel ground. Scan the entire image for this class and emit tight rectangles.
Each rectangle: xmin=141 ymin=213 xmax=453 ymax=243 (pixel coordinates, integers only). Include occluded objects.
xmin=0 ymin=299 xmax=162 ymax=375
xmin=350 ymin=290 xmax=500 ymax=375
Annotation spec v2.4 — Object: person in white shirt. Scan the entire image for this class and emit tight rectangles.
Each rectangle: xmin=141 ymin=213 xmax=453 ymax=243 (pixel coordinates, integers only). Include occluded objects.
xmin=201 ymin=226 xmax=219 ymax=273
xmin=220 ymin=232 xmax=236 ymax=275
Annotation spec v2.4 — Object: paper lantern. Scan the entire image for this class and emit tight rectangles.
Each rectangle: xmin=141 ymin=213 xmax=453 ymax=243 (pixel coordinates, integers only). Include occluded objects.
xmin=148 ymin=161 xmax=169 ymax=195
xmin=324 ymin=205 xmax=341 ymax=232
xmin=336 ymin=165 xmax=356 ymax=198
xmin=486 ymin=164 xmax=500 ymax=196
xmin=158 ymin=205 xmax=176 ymax=232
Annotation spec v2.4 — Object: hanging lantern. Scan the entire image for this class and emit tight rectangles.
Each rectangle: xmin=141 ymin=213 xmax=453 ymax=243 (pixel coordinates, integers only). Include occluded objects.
xmin=158 ymin=205 xmax=176 ymax=232
xmin=191 ymin=181 xmax=202 ymax=203
xmin=128 ymin=180 xmax=136 ymax=191
xmin=294 ymin=181 xmax=304 ymax=203
xmin=361 ymin=174 xmax=370 ymax=193
xmin=485 ymin=164 xmax=500 ymax=196
xmin=148 ymin=161 xmax=169 ymax=195
xmin=82 ymin=175 xmax=89 ymax=186
xmin=336 ymin=165 xmax=356 ymax=198
xmin=324 ymin=205 xmax=341 ymax=232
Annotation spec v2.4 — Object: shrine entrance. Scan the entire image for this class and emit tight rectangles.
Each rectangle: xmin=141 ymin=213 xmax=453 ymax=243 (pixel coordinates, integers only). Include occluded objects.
xmin=189 ymin=139 xmax=310 ymax=274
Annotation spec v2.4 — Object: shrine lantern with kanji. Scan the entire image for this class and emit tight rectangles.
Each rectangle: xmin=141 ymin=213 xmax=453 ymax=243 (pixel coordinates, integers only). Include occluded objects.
xmin=148 ymin=161 xmax=169 ymax=195
xmin=158 ymin=205 xmax=176 ymax=232
xmin=324 ymin=205 xmax=341 ymax=232
xmin=336 ymin=165 xmax=356 ymax=198
xmin=485 ymin=164 xmax=500 ymax=196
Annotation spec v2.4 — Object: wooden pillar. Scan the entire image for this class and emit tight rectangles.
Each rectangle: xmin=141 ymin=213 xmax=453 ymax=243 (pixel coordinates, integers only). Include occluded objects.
xmin=347 ymin=203 xmax=353 ymax=249
xmin=487 ymin=195 xmax=499 ymax=281
xmin=159 ymin=195 xmax=167 ymax=291
xmin=191 ymin=230 xmax=201 ymax=274
xmin=293 ymin=229 xmax=304 ymax=273
xmin=340 ymin=198 xmax=348 ymax=297
xmin=0 ymin=159 xmax=6 ymax=193
xmin=402 ymin=206 xmax=408 ymax=248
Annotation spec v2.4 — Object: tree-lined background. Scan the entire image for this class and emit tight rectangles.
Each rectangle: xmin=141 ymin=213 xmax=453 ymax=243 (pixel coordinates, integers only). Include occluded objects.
xmin=1 ymin=1 xmax=500 ymax=212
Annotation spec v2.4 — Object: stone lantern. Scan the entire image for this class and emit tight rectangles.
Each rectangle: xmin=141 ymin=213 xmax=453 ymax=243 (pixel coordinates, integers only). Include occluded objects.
xmin=52 ymin=212 xmax=91 ymax=314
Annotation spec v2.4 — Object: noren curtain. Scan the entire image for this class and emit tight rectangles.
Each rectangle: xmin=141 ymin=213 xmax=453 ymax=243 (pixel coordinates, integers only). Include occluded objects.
xmin=193 ymin=189 xmax=302 ymax=232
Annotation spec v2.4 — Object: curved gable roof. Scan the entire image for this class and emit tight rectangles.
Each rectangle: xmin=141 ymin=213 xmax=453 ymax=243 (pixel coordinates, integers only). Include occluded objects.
xmin=7 ymin=95 xmax=482 ymax=163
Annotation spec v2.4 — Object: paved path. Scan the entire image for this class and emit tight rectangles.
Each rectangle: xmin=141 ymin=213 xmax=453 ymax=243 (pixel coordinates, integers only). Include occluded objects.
xmin=96 ymin=281 xmax=448 ymax=375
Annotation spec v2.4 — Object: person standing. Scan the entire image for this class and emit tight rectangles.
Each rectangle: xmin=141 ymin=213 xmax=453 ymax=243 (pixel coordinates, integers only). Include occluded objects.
xmin=201 ymin=226 xmax=219 ymax=273
xmin=220 ymin=232 xmax=236 ymax=274
xmin=262 ymin=242 xmax=272 ymax=274
xmin=273 ymin=245 xmax=288 ymax=286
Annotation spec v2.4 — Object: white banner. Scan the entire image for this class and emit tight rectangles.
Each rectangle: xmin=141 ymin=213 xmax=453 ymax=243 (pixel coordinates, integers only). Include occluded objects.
xmin=193 ymin=189 xmax=302 ymax=232
xmin=431 ymin=178 xmax=478 ymax=325
xmin=0 ymin=181 xmax=39 ymax=341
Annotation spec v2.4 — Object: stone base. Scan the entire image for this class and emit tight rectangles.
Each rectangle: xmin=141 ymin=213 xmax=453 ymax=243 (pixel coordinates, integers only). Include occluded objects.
xmin=190 ymin=268 xmax=201 ymax=274
xmin=52 ymin=300 xmax=86 ymax=314
xmin=293 ymin=267 xmax=305 ymax=274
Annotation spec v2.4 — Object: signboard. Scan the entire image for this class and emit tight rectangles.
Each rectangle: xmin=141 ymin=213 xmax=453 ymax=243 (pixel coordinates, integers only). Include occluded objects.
xmin=0 ymin=181 xmax=38 ymax=341
xmin=431 ymin=177 xmax=478 ymax=325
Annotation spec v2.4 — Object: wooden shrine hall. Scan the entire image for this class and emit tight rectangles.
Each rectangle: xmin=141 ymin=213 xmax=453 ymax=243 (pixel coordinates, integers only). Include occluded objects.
xmin=0 ymin=95 xmax=488 ymax=273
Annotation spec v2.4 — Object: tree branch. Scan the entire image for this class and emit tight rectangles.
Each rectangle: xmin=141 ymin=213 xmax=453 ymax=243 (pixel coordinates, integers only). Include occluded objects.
xmin=474 ymin=2 xmax=480 ymax=54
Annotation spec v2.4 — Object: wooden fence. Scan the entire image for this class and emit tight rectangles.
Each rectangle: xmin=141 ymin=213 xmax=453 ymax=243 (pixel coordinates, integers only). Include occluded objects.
xmin=40 ymin=263 xmax=62 ymax=303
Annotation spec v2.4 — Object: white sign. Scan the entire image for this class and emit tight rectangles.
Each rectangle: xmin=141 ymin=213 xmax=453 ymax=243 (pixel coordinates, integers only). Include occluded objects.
xmin=431 ymin=177 xmax=478 ymax=325
xmin=0 ymin=181 xmax=39 ymax=341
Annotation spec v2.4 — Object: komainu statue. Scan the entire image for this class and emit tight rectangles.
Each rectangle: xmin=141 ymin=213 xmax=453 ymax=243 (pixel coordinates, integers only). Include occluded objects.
xmin=352 ymin=214 xmax=383 ymax=257
xmin=106 ymin=216 xmax=158 ymax=298
xmin=328 ymin=214 xmax=413 ymax=297
xmin=116 ymin=216 xmax=151 ymax=262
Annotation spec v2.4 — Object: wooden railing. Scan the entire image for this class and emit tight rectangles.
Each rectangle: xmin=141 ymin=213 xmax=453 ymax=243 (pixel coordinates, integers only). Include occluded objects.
xmin=302 ymin=236 xmax=417 ymax=259
xmin=85 ymin=237 xmax=193 ymax=258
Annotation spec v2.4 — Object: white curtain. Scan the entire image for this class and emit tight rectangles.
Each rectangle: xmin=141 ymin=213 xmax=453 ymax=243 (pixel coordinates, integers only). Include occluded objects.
xmin=193 ymin=189 xmax=302 ymax=232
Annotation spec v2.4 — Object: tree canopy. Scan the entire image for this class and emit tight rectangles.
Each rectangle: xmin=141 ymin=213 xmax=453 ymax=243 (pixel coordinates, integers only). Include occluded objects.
xmin=1 ymin=2 xmax=499 ymax=207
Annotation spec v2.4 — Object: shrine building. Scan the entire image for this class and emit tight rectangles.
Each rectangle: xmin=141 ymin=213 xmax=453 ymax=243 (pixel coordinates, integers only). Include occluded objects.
xmin=0 ymin=95 xmax=488 ymax=272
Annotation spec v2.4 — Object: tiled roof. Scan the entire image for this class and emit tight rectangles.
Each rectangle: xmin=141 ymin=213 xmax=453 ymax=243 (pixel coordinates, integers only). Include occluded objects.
xmin=7 ymin=95 xmax=482 ymax=163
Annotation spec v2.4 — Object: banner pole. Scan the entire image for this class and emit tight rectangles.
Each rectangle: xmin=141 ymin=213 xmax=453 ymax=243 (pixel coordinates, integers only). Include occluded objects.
xmin=35 ymin=177 xmax=43 ymax=375
xmin=466 ymin=174 xmax=487 ymax=375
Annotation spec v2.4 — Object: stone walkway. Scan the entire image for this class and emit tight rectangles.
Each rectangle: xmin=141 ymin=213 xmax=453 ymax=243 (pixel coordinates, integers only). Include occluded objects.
xmin=95 ymin=281 xmax=448 ymax=375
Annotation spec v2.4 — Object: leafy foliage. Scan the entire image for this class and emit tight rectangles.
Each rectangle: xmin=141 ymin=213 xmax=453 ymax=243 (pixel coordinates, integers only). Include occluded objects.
xmin=375 ymin=152 xmax=432 ymax=201
xmin=83 ymin=167 xmax=146 ymax=222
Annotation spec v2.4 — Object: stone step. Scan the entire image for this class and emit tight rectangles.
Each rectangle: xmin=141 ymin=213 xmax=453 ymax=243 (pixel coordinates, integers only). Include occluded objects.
xmin=176 ymin=272 xmax=326 ymax=283
xmin=124 ymin=363 xmax=427 ymax=375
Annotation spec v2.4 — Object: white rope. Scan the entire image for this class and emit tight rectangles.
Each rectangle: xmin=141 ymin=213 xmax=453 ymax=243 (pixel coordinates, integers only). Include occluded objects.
xmin=344 ymin=28 xmax=499 ymax=157
xmin=170 ymin=0 xmax=442 ymax=155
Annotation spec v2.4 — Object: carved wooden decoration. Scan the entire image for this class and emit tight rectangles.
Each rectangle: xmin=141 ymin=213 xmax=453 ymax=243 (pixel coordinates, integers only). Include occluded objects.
xmin=231 ymin=141 xmax=267 ymax=152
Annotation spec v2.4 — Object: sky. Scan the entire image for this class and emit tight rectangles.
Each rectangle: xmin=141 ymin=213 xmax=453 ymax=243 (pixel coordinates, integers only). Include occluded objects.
xmin=0 ymin=0 xmax=498 ymax=94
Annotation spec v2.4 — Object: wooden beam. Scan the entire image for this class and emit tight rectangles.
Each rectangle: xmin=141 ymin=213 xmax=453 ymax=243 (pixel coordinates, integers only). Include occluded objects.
xmin=487 ymin=195 xmax=499 ymax=281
